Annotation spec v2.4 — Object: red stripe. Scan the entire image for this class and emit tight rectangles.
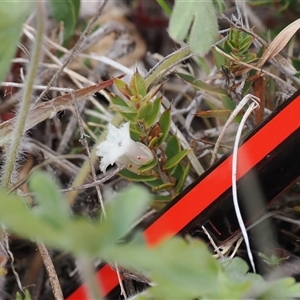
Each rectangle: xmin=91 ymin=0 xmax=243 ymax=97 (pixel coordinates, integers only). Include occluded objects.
xmin=67 ymin=264 xmax=121 ymax=299
xmin=145 ymin=94 xmax=300 ymax=245
xmin=67 ymin=93 xmax=300 ymax=299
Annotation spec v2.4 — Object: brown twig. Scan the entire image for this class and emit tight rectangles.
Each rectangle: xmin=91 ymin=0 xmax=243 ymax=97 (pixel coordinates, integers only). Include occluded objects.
xmin=36 ymin=242 xmax=63 ymax=300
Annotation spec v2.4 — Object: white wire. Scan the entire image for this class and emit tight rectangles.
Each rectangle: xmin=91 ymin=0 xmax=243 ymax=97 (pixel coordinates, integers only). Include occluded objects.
xmin=231 ymin=95 xmax=259 ymax=273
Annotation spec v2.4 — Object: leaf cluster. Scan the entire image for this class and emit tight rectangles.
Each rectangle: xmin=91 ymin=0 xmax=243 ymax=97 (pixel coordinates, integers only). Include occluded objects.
xmin=110 ymin=71 xmax=190 ymax=200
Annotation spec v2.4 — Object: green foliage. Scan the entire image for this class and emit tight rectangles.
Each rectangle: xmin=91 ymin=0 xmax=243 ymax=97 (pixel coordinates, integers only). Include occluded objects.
xmin=156 ymin=0 xmax=172 ymax=17
xmin=258 ymin=251 xmax=289 ymax=267
xmin=109 ymin=71 xmax=191 ymax=198
xmin=169 ymin=0 xmax=224 ymax=55
xmin=163 ymin=149 xmax=189 ymax=170
xmin=178 ymin=73 xmax=227 ymax=96
xmin=0 ymin=172 xmax=152 ymax=256
xmin=0 ymin=3 xmax=33 ymax=85
xmin=119 ymin=169 xmax=157 ymax=181
xmin=48 ymin=0 xmax=80 ymax=42
xmin=143 ymin=97 xmax=161 ymax=128
xmin=16 ymin=289 xmax=32 ymax=300
xmin=214 ymin=28 xmax=258 ymax=72
xmin=157 ymin=109 xmax=171 ymax=146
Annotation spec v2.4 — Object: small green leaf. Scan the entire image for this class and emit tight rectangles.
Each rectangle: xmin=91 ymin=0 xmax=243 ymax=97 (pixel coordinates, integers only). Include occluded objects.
xmin=144 ymin=178 xmax=164 ymax=188
xmin=110 ymin=94 xmax=137 ymax=122
xmin=212 ymin=46 xmax=226 ymax=70
xmin=119 ymin=169 xmax=157 ymax=181
xmin=163 ymin=149 xmax=190 ymax=170
xmin=169 ymin=0 xmax=219 ymax=55
xmin=110 ymin=94 xmax=131 ymax=108
xmin=175 ymin=163 xmax=190 ymax=193
xmin=137 ymin=102 xmax=153 ymax=119
xmin=130 ymin=123 xmax=144 ymax=135
xmin=152 ymin=182 xmax=175 ymax=192
xmin=16 ymin=290 xmax=32 ymax=300
xmin=114 ymin=78 xmax=132 ymax=99
xmin=48 ymin=0 xmax=80 ymax=41
xmin=157 ymin=109 xmax=171 ymax=146
xmin=166 ymin=136 xmax=181 ymax=159
xmin=138 ymin=160 xmax=157 ymax=173
xmin=110 ymin=104 xmax=136 ymax=114
xmin=239 ymin=34 xmax=254 ymax=54
xmin=156 ymin=0 xmax=172 ymax=16
xmin=148 ymin=136 xmax=160 ymax=148
xmin=178 ymin=73 xmax=227 ymax=96
xmin=131 ymin=70 xmax=147 ymax=97
xmin=144 ymin=97 xmax=162 ymax=128
xmin=165 ymin=136 xmax=181 ymax=175
xmin=0 ymin=3 xmax=33 ymax=85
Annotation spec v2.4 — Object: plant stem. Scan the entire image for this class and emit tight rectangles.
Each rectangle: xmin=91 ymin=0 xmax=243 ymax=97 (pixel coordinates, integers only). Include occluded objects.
xmin=1 ymin=3 xmax=45 ymax=189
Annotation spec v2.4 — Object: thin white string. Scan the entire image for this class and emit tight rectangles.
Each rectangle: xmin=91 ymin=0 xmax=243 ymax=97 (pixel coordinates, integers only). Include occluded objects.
xmin=211 ymin=94 xmax=257 ymax=165
xmin=232 ymin=95 xmax=259 ymax=273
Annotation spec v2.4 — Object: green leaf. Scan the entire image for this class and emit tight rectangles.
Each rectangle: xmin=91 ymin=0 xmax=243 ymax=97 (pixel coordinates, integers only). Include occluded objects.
xmin=110 ymin=104 xmax=136 ymax=114
xmin=137 ymin=102 xmax=153 ymax=119
xmin=152 ymin=182 xmax=175 ymax=192
xmin=48 ymin=0 xmax=80 ymax=41
xmin=0 ymin=3 xmax=33 ymax=85
xmin=114 ymin=78 xmax=132 ymax=99
xmin=166 ymin=136 xmax=181 ymax=159
xmin=169 ymin=0 xmax=219 ymax=55
xmin=0 ymin=183 xmax=151 ymax=256
xmin=165 ymin=135 xmax=181 ymax=174
xmin=156 ymin=0 xmax=172 ymax=16
xmin=16 ymin=290 xmax=32 ymax=300
xmin=103 ymin=237 xmax=223 ymax=299
xmin=97 ymin=185 xmax=152 ymax=245
xmin=163 ymin=149 xmax=189 ymax=170
xmin=119 ymin=169 xmax=157 ymax=181
xmin=175 ymin=163 xmax=190 ymax=193
xmin=0 ymin=191 xmax=69 ymax=249
xmin=157 ymin=109 xmax=171 ymax=146
xmin=137 ymin=160 xmax=157 ymax=173
xmin=144 ymin=97 xmax=161 ymax=128
xmin=29 ymin=172 xmax=69 ymax=229
xmin=148 ymin=136 xmax=160 ymax=148
xmin=130 ymin=70 xmax=147 ymax=97
xmin=110 ymin=94 xmax=137 ymax=122
xmin=178 ymin=73 xmax=227 ymax=96
xmin=144 ymin=178 xmax=164 ymax=188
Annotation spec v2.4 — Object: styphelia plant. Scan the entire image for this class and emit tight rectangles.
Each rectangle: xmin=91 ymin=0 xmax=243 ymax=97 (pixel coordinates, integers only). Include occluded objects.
xmin=96 ymin=70 xmax=190 ymax=202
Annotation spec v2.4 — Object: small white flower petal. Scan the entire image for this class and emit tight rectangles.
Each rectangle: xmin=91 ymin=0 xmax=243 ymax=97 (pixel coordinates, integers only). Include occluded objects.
xmin=96 ymin=122 xmax=153 ymax=173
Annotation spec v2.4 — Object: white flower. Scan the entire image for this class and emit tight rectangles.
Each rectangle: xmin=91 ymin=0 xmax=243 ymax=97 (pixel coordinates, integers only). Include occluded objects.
xmin=96 ymin=122 xmax=154 ymax=173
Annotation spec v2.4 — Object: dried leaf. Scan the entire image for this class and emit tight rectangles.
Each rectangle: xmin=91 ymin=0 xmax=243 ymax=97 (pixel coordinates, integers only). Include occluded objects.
xmin=256 ymin=18 xmax=300 ymax=69
xmin=195 ymin=110 xmax=233 ymax=118
xmin=0 ymin=79 xmax=115 ymax=146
